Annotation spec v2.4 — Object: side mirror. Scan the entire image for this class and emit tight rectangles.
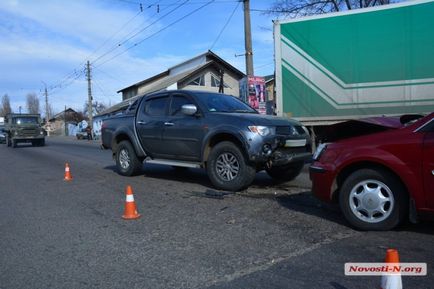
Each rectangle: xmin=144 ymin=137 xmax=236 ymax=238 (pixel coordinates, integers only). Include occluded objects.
xmin=181 ymin=104 xmax=198 ymax=116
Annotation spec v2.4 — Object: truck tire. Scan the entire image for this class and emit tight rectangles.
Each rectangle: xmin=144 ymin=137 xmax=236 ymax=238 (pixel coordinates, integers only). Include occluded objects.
xmin=38 ymin=139 xmax=45 ymax=147
xmin=266 ymin=161 xmax=304 ymax=182
xmin=12 ymin=139 xmax=17 ymax=148
xmin=339 ymin=168 xmax=408 ymax=231
xmin=115 ymin=140 xmax=142 ymax=176
xmin=6 ymin=135 xmax=11 ymax=147
xmin=207 ymin=141 xmax=256 ymax=191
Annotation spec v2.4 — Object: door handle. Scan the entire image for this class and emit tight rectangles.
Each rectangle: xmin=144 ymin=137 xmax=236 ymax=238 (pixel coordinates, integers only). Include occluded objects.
xmin=164 ymin=122 xmax=174 ymax=126
xmin=137 ymin=121 xmax=147 ymax=125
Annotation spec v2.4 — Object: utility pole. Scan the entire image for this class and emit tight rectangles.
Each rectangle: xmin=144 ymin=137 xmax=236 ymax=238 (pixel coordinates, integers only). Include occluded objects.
xmin=86 ymin=61 xmax=93 ymax=129
xmin=243 ymin=0 xmax=254 ymax=76
xmin=42 ymin=81 xmax=49 ymax=125
xmin=64 ymin=105 xmax=67 ymax=136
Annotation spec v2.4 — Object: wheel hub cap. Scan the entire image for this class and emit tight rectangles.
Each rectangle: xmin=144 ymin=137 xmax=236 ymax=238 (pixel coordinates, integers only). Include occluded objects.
xmin=119 ymin=149 xmax=130 ymax=169
xmin=349 ymin=180 xmax=394 ymax=223
xmin=216 ymin=152 xmax=239 ymax=181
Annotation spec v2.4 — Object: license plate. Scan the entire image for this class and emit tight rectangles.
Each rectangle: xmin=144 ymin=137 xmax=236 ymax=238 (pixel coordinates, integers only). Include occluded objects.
xmin=285 ymin=139 xmax=306 ymax=147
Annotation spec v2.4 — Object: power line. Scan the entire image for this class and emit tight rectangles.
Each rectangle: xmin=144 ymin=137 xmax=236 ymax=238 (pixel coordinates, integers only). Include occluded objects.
xmin=86 ymin=9 xmax=143 ymax=61
xmin=95 ymin=0 xmax=216 ymax=68
xmin=92 ymin=0 xmax=190 ymax=65
xmin=43 ymin=3 xmax=145 ymax=97
xmin=209 ymin=0 xmax=241 ymax=50
xmin=93 ymin=78 xmax=111 ymax=99
xmin=94 ymin=66 xmax=125 ymax=83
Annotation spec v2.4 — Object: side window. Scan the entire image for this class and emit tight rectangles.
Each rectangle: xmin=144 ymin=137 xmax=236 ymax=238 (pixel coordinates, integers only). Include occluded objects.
xmin=144 ymin=96 xmax=168 ymax=116
xmin=418 ymin=119 xmax=434 ymax=132
xmin=170 ymin=95 xmax=192 ymax=116
xmin=127 ymin=99 xmax=139 ymax=112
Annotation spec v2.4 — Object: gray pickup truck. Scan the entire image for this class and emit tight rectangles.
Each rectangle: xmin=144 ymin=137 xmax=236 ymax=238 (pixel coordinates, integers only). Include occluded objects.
xmin=102 ymin=90 xmax=311 ymax=191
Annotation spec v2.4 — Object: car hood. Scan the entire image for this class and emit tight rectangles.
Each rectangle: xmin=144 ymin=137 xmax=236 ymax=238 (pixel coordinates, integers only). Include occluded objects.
xmin=317 ymin=115 xmax=409 ymax=142
xmin=212 ymin=113 xmax=302 ymax=126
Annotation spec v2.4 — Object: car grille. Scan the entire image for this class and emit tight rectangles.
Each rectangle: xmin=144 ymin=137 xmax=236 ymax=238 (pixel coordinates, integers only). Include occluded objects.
xmin=20 ymin=129 xmax=38 ymax=136
xmin=276 ymin=125 xmax=305 ymax=136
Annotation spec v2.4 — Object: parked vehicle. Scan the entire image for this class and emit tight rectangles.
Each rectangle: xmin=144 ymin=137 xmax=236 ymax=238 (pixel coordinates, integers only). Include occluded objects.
xmin=0 ymin=127 xmax=6 ymax=144
xmin=76 ymin=129 xmax=89 ymax=140
xmin=4 ymin=114 xmax=45 ymax=147
xmin=310 ymin=113 xmax=434 ymax=230
xmin=102 ymin=90 xmax=312 ymax=191
xmin=273 ymin=1 xmax=434 ymax=134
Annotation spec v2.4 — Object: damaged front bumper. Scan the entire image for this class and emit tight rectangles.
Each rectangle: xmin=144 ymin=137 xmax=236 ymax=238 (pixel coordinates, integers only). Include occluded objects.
xmin=246 ymin=134 xmax=312 ymax=166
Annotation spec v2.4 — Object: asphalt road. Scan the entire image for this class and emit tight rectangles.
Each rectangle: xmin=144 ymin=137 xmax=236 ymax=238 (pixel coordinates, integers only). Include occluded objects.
xmin=0 ymin=137 xmax=433 ymax=289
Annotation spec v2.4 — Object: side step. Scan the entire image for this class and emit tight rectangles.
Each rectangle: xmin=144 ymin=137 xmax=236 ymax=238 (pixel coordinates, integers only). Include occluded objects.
xmin=145 ymin=158 xmax=202 ymax=168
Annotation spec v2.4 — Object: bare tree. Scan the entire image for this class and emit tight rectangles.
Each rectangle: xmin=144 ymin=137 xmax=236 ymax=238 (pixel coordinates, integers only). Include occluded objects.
xmin=265 ymin=0 xmax=394 ymax=18
xmin=26 ymin=93 xmax=40 ymax=114
xmin=0 ymin=94 xmax=12 ymax=116
xmin=83 ymin=101 xmax=108 ymax=117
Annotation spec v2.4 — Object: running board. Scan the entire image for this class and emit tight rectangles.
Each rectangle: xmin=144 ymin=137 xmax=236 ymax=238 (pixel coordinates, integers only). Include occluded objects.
xmin=145 ymin=159 xmax=202 ymax=168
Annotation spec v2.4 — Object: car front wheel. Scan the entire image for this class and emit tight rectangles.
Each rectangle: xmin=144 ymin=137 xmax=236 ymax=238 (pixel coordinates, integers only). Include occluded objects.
xmin=115 ymin=140 xmax=142 ymax=176
xmin=339 ymin=168 xmax=407 ymax=231
xmin=207 ymin=141 xmax=256 ymax=191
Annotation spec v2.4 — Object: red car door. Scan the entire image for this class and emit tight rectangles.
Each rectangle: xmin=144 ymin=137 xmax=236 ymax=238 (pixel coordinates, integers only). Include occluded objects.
xmin=423 ymin=129 xmax=434 ymax=209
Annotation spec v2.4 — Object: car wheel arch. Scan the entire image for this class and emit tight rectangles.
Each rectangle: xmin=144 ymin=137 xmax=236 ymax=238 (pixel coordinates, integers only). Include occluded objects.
xmin=333 ymin=161 xmax=410 ymax=203
xmin=202 ymin=132 xmax=247 ymax=163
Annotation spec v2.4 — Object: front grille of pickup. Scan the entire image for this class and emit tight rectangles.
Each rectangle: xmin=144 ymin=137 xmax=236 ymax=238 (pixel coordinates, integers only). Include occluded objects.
xmin=276 ymin=125 xmax=305 ymax=136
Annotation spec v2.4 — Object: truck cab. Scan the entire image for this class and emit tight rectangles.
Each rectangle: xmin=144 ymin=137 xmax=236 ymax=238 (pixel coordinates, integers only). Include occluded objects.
xmin=4 ymin=113 xmax=46 ymax=147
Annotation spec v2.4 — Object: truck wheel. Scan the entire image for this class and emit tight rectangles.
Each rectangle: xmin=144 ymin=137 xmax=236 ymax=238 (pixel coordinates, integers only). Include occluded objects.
xmin=6 ymin=135 xmax=11 ymax=147
xmin=339 ymin=168 xmax=408 ymax=231
xmin=207 ymin=141 xmax=256 ymax=191
xmin=12 ymin=139 xmax=17 ymax=148
xmin=266 ymin=161 xmax=304 ymax=182
xmin=39 ymin=139 xmax=45 ymax=146
xmin=115 ymin=140 xmax=142 ymax=176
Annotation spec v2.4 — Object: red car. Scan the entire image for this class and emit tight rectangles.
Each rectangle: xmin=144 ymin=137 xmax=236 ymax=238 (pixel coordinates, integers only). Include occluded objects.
xmin=310 ymin=113 xmax=434 ymax=230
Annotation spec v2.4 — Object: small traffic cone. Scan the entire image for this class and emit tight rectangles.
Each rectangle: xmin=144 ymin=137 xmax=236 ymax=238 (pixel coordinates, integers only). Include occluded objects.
xmin=64 ymin=163 xmax=73 ymax=181
xmin=122 ymin=185 xmax=141 ymax=220
xmin=381 ymin=249 xmax=402 ymax=289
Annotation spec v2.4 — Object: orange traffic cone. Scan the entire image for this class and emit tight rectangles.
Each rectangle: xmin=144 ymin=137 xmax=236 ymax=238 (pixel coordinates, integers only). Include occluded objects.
xmin=122 ymin=185 xmax=141 ymax=220
xmin=381 ymin=249 xmax=402 ymax=289
xmin=64 ymin=163 xmax=73 ymax=181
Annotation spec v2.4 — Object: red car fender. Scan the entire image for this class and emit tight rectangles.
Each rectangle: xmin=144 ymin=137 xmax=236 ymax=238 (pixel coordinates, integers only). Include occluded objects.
xmin=334 ymin=147 xmax=426 ymax=209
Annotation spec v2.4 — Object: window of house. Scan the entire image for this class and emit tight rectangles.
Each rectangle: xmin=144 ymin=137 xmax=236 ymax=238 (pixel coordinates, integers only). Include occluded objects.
xmin=144 ymin=96 xmax=168 ymax=116
xmin=211 ymin=74 xmax=230 ymax=88
xmin=188 ymin=75 xmax=205 ymax=86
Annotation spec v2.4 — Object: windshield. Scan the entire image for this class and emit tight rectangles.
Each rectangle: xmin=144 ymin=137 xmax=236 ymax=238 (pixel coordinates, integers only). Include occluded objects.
xmin=196 ymin=92 xmax=257 ymax=114
xmin=13 ymin=117 xmax=39 ymax=125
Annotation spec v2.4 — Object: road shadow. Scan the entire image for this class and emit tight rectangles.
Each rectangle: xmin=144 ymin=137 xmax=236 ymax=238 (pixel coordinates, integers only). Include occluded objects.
xmin=396 ymin=220 xmax=434 ymax=235
xmin=105 ymin=163 xmax=216 ymax=189
xmin=277 ymin=192 xmax=434 ymax=234
xmin=6 ymin=143 xmax=48 ymax=149
xmin=186 ymin=189 xmax=235 ymax=200
xmin=276 ymin=191 xmax=347 ymax=226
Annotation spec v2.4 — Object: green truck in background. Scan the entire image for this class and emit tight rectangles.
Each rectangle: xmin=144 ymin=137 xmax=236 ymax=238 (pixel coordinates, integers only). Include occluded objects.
xmin=4 ymin=113 xmax=45 ymax=147
xmin=273 ymin=0 xmax=434 ymax=131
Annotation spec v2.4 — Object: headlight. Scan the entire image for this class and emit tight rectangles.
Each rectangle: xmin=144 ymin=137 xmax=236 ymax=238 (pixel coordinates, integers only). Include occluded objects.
xmin=248 ymin=126 xmax=272 ymax=136
xmin=313 ymin=143 xmax=328 ymax=161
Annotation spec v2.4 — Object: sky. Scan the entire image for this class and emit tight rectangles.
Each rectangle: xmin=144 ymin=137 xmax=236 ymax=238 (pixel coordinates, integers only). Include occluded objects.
xmin=0 ymin=0 xmax=277 ymax=115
